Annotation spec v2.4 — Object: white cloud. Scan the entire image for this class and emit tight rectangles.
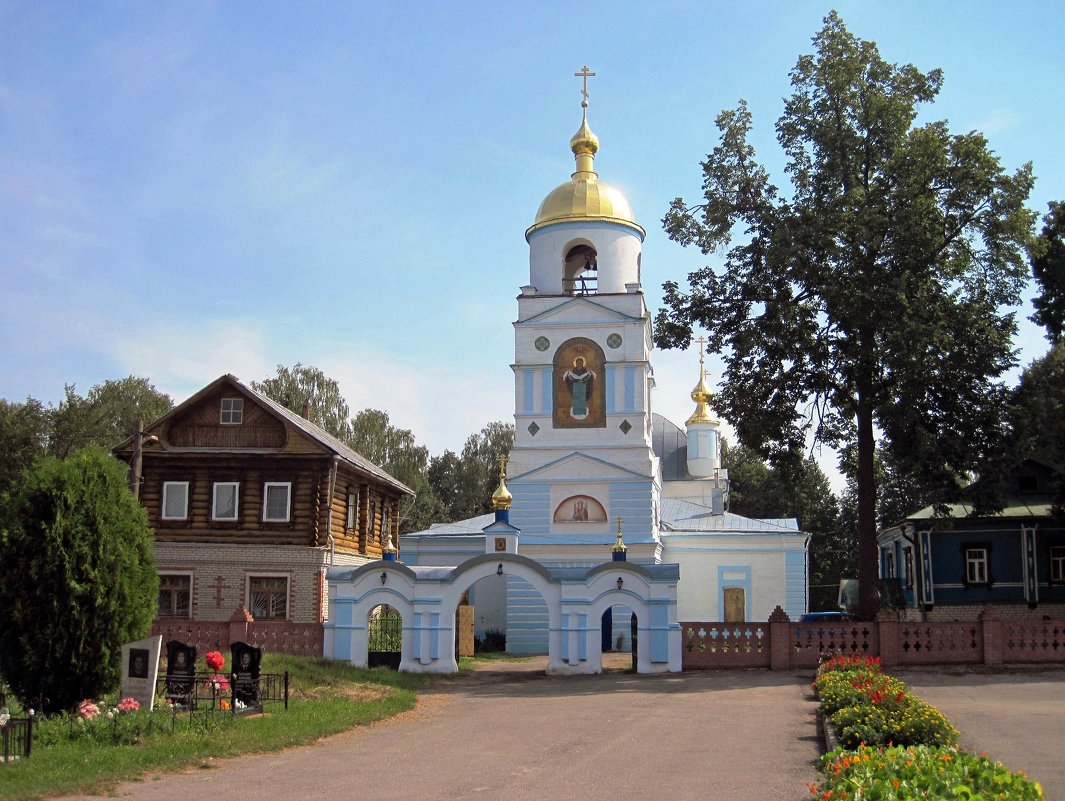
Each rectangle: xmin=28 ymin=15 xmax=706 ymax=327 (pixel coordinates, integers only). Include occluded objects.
xmin=971 ymin=109 xmax=1020 ymax=135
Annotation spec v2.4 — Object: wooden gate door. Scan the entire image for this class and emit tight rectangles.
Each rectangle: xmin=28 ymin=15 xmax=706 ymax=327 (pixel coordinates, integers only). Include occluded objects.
xmin=723 ymin=587 xmax=746 ymax=622
xmin=367 ymin=607 xmax=402 ymax=669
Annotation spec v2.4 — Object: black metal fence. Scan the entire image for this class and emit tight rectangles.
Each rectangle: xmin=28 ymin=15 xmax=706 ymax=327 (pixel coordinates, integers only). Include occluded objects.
xmin=368 ymin=609 xmax=402 ymax=670
xmin=155 ymin=671 xmax=289 ymax=712
xmin=1 ymin=717 xmax=33 ymax=763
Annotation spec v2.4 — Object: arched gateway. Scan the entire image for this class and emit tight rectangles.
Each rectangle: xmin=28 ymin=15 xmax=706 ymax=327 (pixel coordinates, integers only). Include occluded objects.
xmin=324 ymin=490 xmax=682 ymax=674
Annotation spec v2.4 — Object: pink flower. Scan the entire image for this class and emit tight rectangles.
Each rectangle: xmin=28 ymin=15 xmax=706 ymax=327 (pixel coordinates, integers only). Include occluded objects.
xmin=116 ymin=697 xmax=140 ymax=714
xmin=77 ymin=699 xmax=100 ymax=719
xmin=205 ymin=673 xmax=230 ymax=693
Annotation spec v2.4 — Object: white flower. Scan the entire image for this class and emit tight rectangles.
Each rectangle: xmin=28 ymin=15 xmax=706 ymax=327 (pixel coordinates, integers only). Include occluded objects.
xmin=107 ymin=711 xmax=115 ymax=719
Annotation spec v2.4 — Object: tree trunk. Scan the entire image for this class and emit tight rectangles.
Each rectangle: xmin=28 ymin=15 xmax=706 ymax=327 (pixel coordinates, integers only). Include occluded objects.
xmin=856 ymin=393 xmax=880 ymax=618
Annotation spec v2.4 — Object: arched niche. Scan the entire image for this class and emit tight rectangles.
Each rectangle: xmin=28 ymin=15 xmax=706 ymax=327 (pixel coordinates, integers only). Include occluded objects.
xmin=553 ymin=494 xmax=607 ymax=523
xmin=552 ymin=337 xmax=606 ymax=428
xmin=563 ymin=242 xmax=597 ymax=295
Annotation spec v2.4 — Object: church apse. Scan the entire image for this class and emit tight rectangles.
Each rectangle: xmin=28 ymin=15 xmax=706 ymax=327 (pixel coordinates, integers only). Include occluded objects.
xmin=552 ymin=337 xmax=606 ymax=428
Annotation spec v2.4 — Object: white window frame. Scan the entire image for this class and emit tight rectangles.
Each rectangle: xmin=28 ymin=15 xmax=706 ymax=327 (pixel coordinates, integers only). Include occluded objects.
xmin=262 ymin=482 xmax=292 ymax=522
xmin=212 ymin=481 xmax=240 ymax=521
xmin=247 ymin=574 xmax=289 ymax=620
xmin=965 ymin=548 xmax=989 ymax=585
xmin=220 ymin=397 xmax=244 ymax=425
xmin=1051 ymin=546 xmax=1065 ymax=583
xmin=346 ymin=491 xmax=359 ymax=530
xmin=158 ymin=571 xmax=193 ymax=618
xmin=161 ymin=481 xmax=189 ymax=520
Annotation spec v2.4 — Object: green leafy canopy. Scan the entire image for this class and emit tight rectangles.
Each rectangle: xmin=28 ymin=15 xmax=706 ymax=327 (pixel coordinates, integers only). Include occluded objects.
xmin=656 ymin=12 xmax=1036 ymax=614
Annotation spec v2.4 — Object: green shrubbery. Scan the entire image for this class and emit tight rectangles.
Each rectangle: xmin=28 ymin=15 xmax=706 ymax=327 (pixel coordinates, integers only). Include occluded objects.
xmin=811 ymin=654 xmax=1043 ymax=799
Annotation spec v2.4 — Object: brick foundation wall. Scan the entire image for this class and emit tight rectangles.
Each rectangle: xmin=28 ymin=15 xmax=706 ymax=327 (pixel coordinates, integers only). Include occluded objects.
xmin=923 ymin=603 xmax=1065 ymax=622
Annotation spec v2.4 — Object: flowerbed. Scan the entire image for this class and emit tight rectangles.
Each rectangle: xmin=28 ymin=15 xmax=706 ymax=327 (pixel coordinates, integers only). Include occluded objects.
xmin=811 ymin=655 xmax=1043 ymax=800
xmin=815 ymin=744 xmax=1043 ymax=801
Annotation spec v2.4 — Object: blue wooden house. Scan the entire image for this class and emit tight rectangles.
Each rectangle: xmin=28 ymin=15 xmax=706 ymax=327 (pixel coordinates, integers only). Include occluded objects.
xmin=877 ymin=459 xmax=1065 ymax=616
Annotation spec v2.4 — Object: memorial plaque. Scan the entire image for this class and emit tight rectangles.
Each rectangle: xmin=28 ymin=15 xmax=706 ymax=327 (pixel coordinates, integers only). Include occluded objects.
xmin=230 ymin=641 xmax=262 ymax=707
xmin=165 ymin=640 xmax=198 ymax=705
xmin=120 ymin=635 xmax=161 ymax=711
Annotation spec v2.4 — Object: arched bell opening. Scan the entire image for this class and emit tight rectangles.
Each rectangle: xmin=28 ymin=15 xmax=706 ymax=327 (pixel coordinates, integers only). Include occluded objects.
xmin=563 ymin=243 xmax=598 ymax=295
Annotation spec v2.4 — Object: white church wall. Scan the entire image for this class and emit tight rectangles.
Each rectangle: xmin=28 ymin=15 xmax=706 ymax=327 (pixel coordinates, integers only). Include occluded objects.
xmin=663 ymin=536 xmax=808 ymax=621
xmin=527 ymin=222 xmax=642 ymax=294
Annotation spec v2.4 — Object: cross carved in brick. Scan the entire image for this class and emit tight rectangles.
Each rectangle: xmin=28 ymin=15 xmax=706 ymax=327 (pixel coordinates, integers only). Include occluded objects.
xmin=210 ymin=575 xmax=228 ymax=608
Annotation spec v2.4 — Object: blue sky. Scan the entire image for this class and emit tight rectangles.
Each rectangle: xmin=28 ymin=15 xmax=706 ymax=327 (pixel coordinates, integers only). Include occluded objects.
xmin=2 ymin=0 xmax=1062 ymax=470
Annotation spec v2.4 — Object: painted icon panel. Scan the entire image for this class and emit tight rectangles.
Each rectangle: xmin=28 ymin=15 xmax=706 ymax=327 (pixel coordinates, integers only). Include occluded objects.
xmin=552 ymin=337 xmax=606 ymax=428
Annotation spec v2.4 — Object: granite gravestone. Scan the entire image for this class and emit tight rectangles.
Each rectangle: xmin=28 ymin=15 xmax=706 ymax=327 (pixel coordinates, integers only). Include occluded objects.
xmin=230 ymin=641 xmax=262 ymax=707
xmin=120 ymin=635 xmax=162 ymax=711
xmin=164 ymin=641 xmax=197 ymax=704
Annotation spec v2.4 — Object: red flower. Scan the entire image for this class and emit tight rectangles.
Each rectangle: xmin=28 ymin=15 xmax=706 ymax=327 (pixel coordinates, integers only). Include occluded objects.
xmin=205 ymin=651 xmax=225 ymax=671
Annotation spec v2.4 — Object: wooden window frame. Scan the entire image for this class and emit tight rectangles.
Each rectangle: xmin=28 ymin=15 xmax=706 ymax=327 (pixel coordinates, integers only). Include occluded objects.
xmin=158 ymin=572 xmax=192 ymax=618
xmin=1050 ymin=546 xmax=1065 ymax=584
xmin=962 ymin=544 xmax=991 ymax=587
xmin=212 ymin=481 xmax=240 ymax=521
xmin=220 ymin=397 xmax=244 ymax=425
xmin=346 ymin=491 xmax=359 ymax=530
xmin=248 ymin=574 xmax=289 ymax=620
xmin=262 ymin=482 xmax=292 ymax=522
xmin=161 ymin=481 xmax=189 ymax=520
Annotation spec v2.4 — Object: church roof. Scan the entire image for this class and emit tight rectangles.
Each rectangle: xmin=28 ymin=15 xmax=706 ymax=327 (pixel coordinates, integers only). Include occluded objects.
xmin=405 ymin=512 xmax=496 ymax=538
xmin=660 ymin=497 xmax=800 ymax=534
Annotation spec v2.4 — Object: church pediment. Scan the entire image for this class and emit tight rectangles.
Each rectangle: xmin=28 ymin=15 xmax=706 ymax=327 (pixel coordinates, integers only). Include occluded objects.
xmin=512 ymin=452 xmax=648 ymax=482
xmin=522 ymin=297 xmax=640 ymax=326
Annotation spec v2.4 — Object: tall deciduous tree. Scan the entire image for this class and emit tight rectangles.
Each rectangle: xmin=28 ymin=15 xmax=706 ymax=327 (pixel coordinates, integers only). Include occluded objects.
xmin=252 ymin=363 xmax=352 ymax=442
xmin=656 ymin=12 xmax=1035 ymax=615
xmin=0 ymin=446 xmax=158 ymax=713
xmin=1031 ymin=201 xmax=1065 ymax=343
xmin=428 ymin=422 xmax=514 ymax=523
xmin=50 ymin=377 xmax=173 ymax=458
xmin=0 ymin=398 xmax=50 ymax=493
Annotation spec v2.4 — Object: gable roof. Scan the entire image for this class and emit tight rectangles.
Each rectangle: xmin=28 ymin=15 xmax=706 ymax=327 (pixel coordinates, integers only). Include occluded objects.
xmin=116 ymin=374 xmax=414 ymax=496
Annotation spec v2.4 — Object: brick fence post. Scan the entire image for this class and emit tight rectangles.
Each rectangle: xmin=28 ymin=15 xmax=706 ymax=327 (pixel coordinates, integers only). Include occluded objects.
xmin=229 ymin=606 xmax=253 ymax=649
xmin=876 ymin=609 xmax=899 ymax=668
xmin=980 ymin=606 xmax=1003 ymax=666
xmin=768 ymin=606 xmax=792 ymax=671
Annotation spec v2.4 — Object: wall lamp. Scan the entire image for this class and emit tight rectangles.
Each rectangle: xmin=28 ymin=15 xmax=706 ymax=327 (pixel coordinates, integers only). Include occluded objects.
xmin=616 ymin=577 xmax=624 ymax=590
xmin=497 ymin=563 xmax=504 ymax=576
xmin=380 ymin=572 xmax=388 ymax=585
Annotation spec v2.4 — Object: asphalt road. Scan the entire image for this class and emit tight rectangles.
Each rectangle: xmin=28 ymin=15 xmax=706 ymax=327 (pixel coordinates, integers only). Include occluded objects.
xmin=59 ymin=666 xmax=822 ymax=801
xmin=892 ymin=666 xmax=1065 ymax=801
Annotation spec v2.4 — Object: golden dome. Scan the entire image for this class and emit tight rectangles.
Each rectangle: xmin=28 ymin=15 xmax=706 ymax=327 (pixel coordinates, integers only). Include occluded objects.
xmin=526 ymin=105 xmax=645 ymax=240
xmin=687 ymin=344 xmax=719 ymax=426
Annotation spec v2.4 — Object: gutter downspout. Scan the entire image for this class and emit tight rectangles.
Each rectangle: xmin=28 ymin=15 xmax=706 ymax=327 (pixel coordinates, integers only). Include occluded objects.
xmin=325 ymin=456 xmax=339 ymax=566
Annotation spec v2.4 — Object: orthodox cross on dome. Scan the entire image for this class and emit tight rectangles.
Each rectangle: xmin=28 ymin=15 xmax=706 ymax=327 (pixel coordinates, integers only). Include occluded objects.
xmin=575 ymin=65 xmax=596 ymax=107
xmin=697 ymin=335 xmax=708 ymax=377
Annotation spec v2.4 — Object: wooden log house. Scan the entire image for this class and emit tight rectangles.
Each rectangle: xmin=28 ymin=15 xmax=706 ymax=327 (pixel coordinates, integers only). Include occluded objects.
xmin=114 ymin=374 xmax=413 ymax=648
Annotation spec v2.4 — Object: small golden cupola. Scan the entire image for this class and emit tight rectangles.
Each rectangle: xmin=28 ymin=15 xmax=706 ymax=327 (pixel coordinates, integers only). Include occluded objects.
xmin=491 ymin=454 xmax=513 ymax=512
xmin=686 ymin=339 xmax=721 ymax=478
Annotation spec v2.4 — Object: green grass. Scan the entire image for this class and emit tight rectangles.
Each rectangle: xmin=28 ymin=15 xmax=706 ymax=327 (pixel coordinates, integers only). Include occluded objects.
xmin=0 ymin=654 xmax=439 ymax=801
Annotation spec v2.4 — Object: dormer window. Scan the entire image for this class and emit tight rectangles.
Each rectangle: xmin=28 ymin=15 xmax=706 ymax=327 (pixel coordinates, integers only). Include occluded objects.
xmin=221 ymin=397 xmax=244 ymax=425
xmin=563 ymin=244 xmax=598 ymax=295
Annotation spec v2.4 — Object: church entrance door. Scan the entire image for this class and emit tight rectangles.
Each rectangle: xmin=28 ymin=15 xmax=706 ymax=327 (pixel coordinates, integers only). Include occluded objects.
xmin=723 ymin=587 xmax=745 ymax=623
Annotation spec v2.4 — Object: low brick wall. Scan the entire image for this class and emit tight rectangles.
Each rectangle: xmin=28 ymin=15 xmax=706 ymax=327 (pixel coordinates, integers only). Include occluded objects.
xmin=151 ymin=617 xmax=323 ymax=659
xmin=681 ymin=606 xmax=1065 ymax=670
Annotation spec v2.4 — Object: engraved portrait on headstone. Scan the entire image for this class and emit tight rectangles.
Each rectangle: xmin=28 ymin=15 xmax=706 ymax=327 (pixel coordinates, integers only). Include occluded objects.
xmin=230 ymin=641 xmax=262 ymax=707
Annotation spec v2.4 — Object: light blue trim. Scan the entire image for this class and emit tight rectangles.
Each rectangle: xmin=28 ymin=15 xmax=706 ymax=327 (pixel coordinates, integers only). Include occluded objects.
xmin=624 ymin=365 xmax=636 ymax=411
xmin=650 ymin=604 xmax=669 ymax=663
xmin=523 ymin=369 xmax=534 ymax=414
xmin=411 ymin=613 xmax=422 ymax=659
xmin=578 ymin=613 xmax=587 ymax=661
xmin=526 ymin=218 xmax=646 ymax=244
xmin=429 ymin=612 xmax=441 ymax=659
xmin=542 ymin=367 xmax=552 ymax=413
xmin=918 ymin=529 xmax=935 ymax=605
xmin=560 ymin=613 xmax=570 ymax=661
xmin=606 ymin=365 xmax=616 ymax=414
xmin=717 ymin=565 xmax=752 ymax=621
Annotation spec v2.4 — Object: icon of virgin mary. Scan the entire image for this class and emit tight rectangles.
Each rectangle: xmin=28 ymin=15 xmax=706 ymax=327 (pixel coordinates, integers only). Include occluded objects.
xmin=563 ymin=356 xmax=596 ymax=420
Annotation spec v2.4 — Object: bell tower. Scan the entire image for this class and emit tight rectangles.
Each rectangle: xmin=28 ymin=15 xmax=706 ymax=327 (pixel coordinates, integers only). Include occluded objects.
xmin=507 ymin=67 xmax=661 ymax=566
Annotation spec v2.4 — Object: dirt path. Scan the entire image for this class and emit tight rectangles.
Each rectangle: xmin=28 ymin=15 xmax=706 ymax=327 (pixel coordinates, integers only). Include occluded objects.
xmin=57 ymin=664 xmax=821 ymax=801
